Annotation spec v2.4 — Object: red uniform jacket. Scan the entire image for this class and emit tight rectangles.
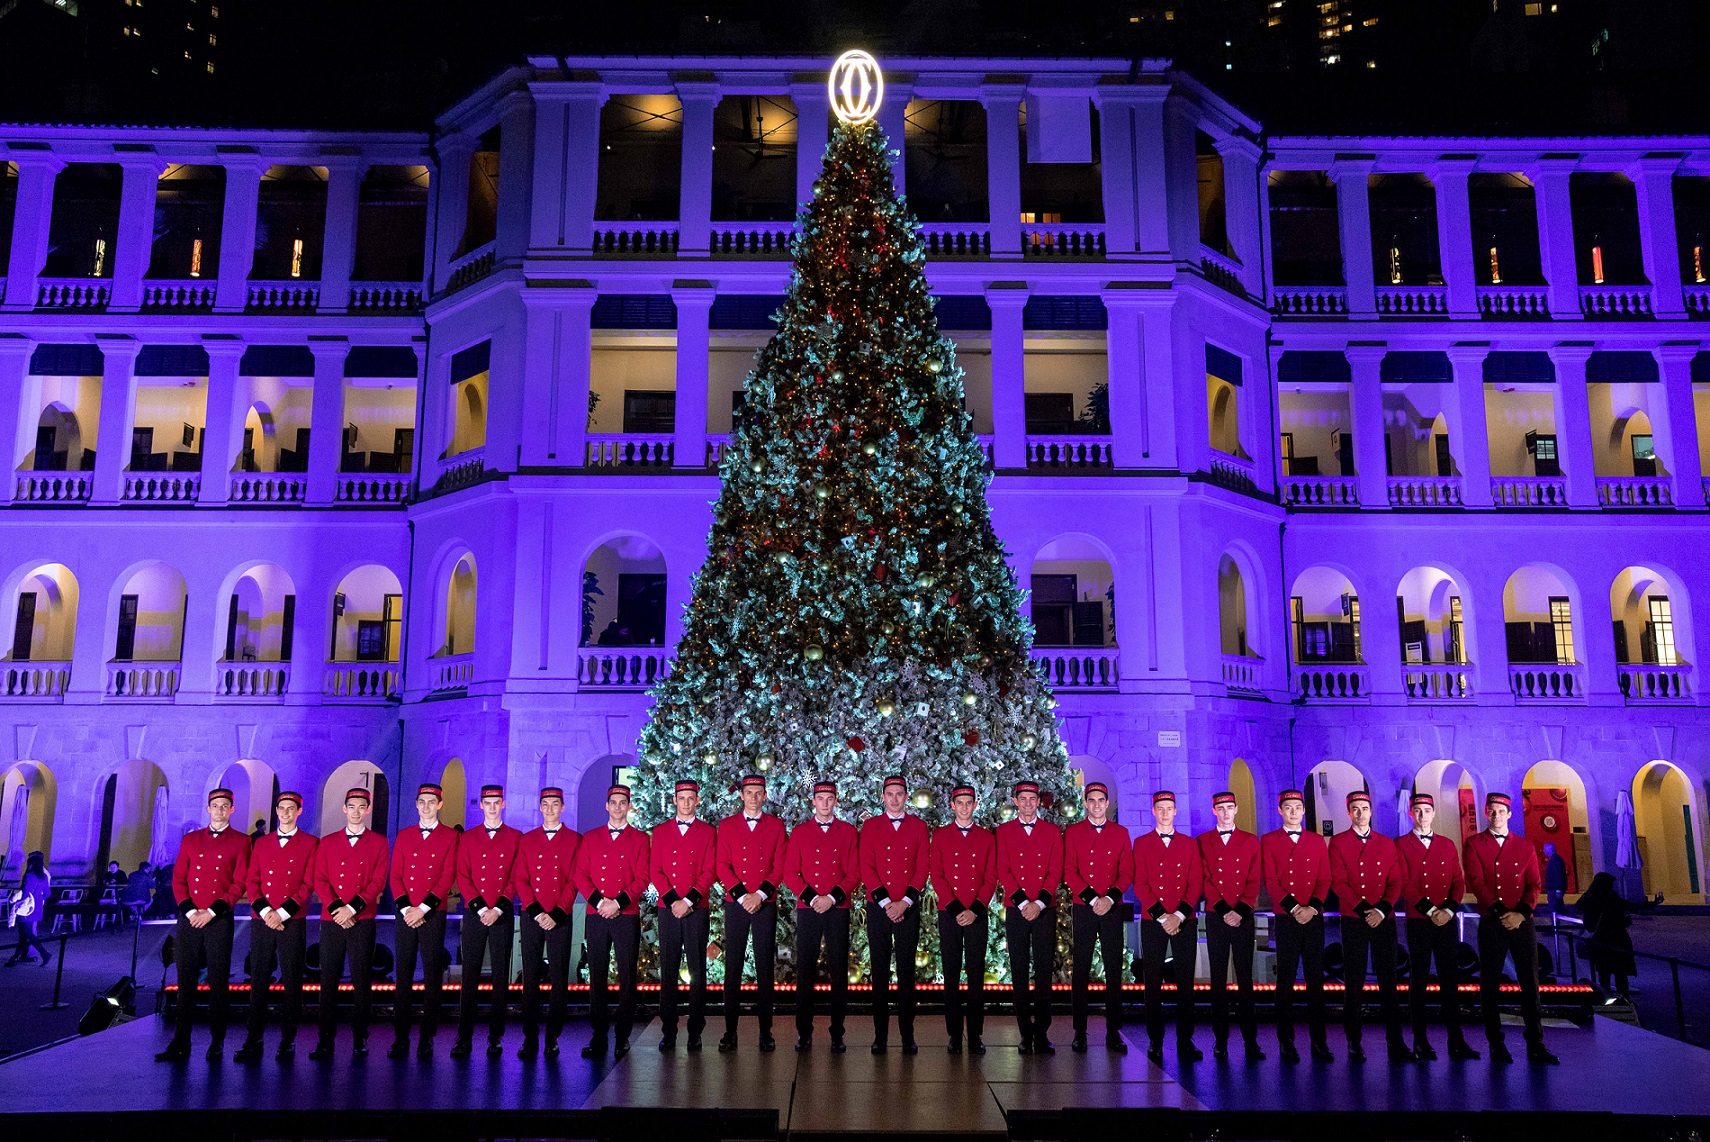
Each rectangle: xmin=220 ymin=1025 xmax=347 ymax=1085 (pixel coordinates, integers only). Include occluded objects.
xmin=650 ymin=817 xmax=718 ymax=909
xmin=456 ymin=823 xmax=523 ymax=913
xmin=716 ymin=812 xmax=789 ymax=901
xmin=1395 ymin=831 xmax=1465 ymax=916
xmin=1328 ymin=829 xmax=1403 ymax=918
xmin=1198 ymin=828 xmax=1262 ymax=917
xmin=1462 ymin=831 xmax=1542 ymax=916
xmin=388 ymin=823 xmax=458 ymax=912
xmin=1261 ymin=829 xmax=1332 ymax=914
xmin=573 ymin=823 xmax=650 ymax=915
xmin=929 ymin=822 xmax=997 ymax=916
xmin=1064 ymin=819 xmax=1134 ymax=903
xmin=312 ymin=829 xmax=390 ymax=920
xmin=515 ymin=826 xmax=581 ymax=922
xmin=246 ymin=829 xmax=317 ymax=918
xmin=995 ymin=817 xmax=1063 ymax=908
xmin=1132 ymin=830 xmax=1204 ymax=919
xmin=859 ymin=814 xmax=931 ymax=907
xmin=785 ymin=818 xmax=860 ymax=908
xmin=172 ymin=826 xmax=251 ymax=916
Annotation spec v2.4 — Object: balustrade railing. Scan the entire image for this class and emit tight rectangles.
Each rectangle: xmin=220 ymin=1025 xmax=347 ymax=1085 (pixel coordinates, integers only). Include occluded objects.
xmin=918 ymin=224 xmax=990 ymax=258
xmin=247 ymin=281 xmax=320 ymax=311
xmin=1491 ymin=476 xmax=1568 ymax=507
xmin=431 ymin=653 xmax=474 ymax=691
xmin=578 ymin=649 xmax=669 ymax=689
xmin=1404 ymin=664 xmax=1474 ymax=701
xmin=1580 ymin=286 xmax=1652 ymax=318
xmin=1208 ymin=456 xmax=1260 ymax=495
xmin=1477 ymin=285 xmax=1550 ymax=318
xmin=1618 ymin=663 xmax=1692 ymax=703
xmin=1031 ymin=648 xmax=1118 ymax=691
xmin=36 ymin=278 xmax=109 ymax=309
xmin=591 ymin=226 xmax=680 ymax=257
xmin=15 ymin=472 xmax=92 ymax=503
xmin=1596 ymin=476 xmax=1674 ymax=507
xmin=585 ymin=434 xmax=675 ymax=469
xmin=434 ymin=453 xmax=485 ymax=492
xmin=1221 ymin=654 xmax=1263 ymax=693
xmin=141 ymin=279 xmax=216 ymax=309
xmin=2 ymin=661 xmax=70 ymax=701
xmin=445 ymin=241 xmax=497 ymax=291
xmin=334 ymin=473 xmax=410 ymax=504
xmin=1282 ymin=476 xmax=1358 ymax=507
xmin=1025 ymin=435 xmax=1113 ymax=470
xmin=1388 ymin=476 xmax=1463 ymax=507
xmin=324 ymin=663 xmax=400 ymax=701
xmin=1271 ymin=286 xmax=1348 ymax=316
xmin=1021 ymin=223 xmax=1105 ymax=258
xmin=215 ymin=661 xmax=290 ymax=700
xmin=1375 ymin=285 xmax=1447 ymax=316
xmin=1686 ymin=284 xmax=1710 ymax=317
xmin=1295 ymin=664 xmax=1369 ymax=701
xmin=230 ymin=472 xmax=307 ymax=504
xmin=1509 ymin=662 xmax=1586 ymax=701
xmin=348 ymin=282 xmax=424 ymax=311
xmin=710 ymin=222 xmax=794 ymax=257
xmin=122 ymin=472 xmax=201 ymax=502
xmin=106 ymin=661 xmax=179 ymax=699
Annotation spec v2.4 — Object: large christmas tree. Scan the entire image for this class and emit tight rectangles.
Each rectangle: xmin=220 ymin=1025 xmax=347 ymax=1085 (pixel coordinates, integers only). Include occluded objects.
xmin=633 ymin=77 xmax=1075 ymax=981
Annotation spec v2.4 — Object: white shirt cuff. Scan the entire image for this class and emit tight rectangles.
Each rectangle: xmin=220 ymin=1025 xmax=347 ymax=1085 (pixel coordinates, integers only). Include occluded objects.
xmin=878 ymin=896 xmax=892 ymax=909
xmin=1173 ymin=909 xmax=1186 ymax=922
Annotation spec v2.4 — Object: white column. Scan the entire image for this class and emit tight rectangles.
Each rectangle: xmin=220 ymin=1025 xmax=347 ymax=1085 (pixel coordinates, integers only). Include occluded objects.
xmin=1577 ymin=574 xmax=1622 ymax=701
xmin=1162 ymin=98 xmax=1203 ymax=262
xmin=676 ymin=84 xmax=718 ymax=257
xmin=305 ymin=338 xmax=349 ymax=504
xmin=1358 ymin=575 xmax=1406 ymax=701
xmin=197 ymin=339 xmax=246 ymax=505
xmin=982 ymin=88 xmax=1023 ymax=258
xmin=214 ymin=157 xmax=264 ymax=313
xmin=986 ymin=286 xmax=1028 ymax=467
xmin=316 ymin=159 xmax=366 ymax=313
xmin=1431 ymin=159 xmax=1479 ymax=319
xmin=1530 ymin=159 xmax=1582 ymax=320
xmin=421 ymin=347 xmax=454 ymax=470
xmin=1215 ymin=136 xmax=1265 ymax=296
xmin=1446 ymin=343 xmax=1494 ymax=507
xmin=1345 ymin=344 xmax=1390 ymax=507
xmin=1093 ymin=92 xmax=1139 ymax=257
xmin=1129 ymin=94 xmax=1172 ymax=255
xmin=1547 ymin=343 xmax=1598 ymax=508
xmin=529 ymin=85 xmax=606 ymax=253
xmin=1330 ymin=160 xmax=1377 ymax=319
xmin=494 ymin=94 xmax=536 ymax=263
xmin=1633 ymin=157 xmax=1686 ymax=320
xmin=1655 ymin=342 xmax=1705 ymax=508
xmin=520 ymin=288 xmax=596 ymax=466
xmin=1103 ymin=292 xmax=1147 ymax=467
xmin=0 ymin=335 xmax=34 ymax=504
xmin=108 ymin=157 xmax=164 ymax=313
xmin=1 ymin=156 xmax=64 ymax=312
xmin=90 ymin=338 xmax=141 ymax=505
xmin=791 ymin=82 xmax=830 ymax=212
xmin=877 ymin=80 xmax=911 ymax=194
xmin=429 ymin=135 xmax=474 ymax=293
xmin=673 ymin=284 xmax=715 ymax=468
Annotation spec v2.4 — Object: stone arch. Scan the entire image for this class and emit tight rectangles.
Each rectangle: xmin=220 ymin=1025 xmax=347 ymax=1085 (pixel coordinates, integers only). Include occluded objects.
xmin=2 ymin=562 xmax=79 ymax=698
xmin=580 ymin=534 xmax=668 ymax=649
xmin=1304 ymin=758 xmax=1372 ymax=837
xmin=1029 ymin=534 xmax=1118 ymax=651
xmin=214 ymin=758 xmax=280 ymax=838
xmin=577 ymin=752 xmax=635 ymax=833
xmin=1411 ymin=758 xmax=1485 ymax=858
xmin=1522 ymin=760 xmax=1596 ymax=897
xmin=1610 ymin=564 xmax=1695 ymax=697
xmin=0 ymin=760 xmax=58 ymax=867
xmin=1218 ymin=546 xmax=1266 ymax=659
xmin=94 ymin=759 xmax=170 ymax=874
xmin=1632 ymin=760 xmax=1705 ymax=903
xmin=319 ymin=760 xmax=391 ymax=838
xmin=108 ymin=560 xmax=189 ymax=664
xmin=437 ymin=551 xmax=478 ymax=657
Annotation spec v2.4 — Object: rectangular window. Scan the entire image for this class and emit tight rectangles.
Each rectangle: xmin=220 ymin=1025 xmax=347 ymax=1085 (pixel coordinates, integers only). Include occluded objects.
xmin=1647 ymin=596 xmax=1677 ymax=666
xmin=1448 ymin=596 xmax=1464 ymax=663
xmin=1631 ymin=433 xmax=1656 ymax=478
xmin=1347 ymin=596 xmax=1363 ymax=662
xmin=1032 ymin=574 xmax=1077 ymax=648
xmin=1291 ymin=596 xmax=1307 ymax=662
xmin=621 ymin=390 xmax=676 ymax=434
xmin=116 ymin=595 xmax=139 ymax=661
xmin=1549 ymin=596 xmax=1574 ymax=664
xmin=11 ymin=592 xmax=37 ymax=662
xmin=1527 ymin=431 xmax=1560 ymax=478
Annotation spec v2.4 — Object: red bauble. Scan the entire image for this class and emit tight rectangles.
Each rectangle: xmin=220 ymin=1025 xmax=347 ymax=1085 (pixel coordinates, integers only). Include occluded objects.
xmin=997 ymin=683 xmax=1011 ymax=698
xmin=963 ymin=730 xmax=980 ymax=746
xmin=947 ymin=591 xmax=960 ymax=607
xmin=874 ymin=563 xmax=887 ymax=581
xmin=1040 ymin=791 xmax=1056 ymax=810
xmin=847 ymin=737 xmax=866 ymax=753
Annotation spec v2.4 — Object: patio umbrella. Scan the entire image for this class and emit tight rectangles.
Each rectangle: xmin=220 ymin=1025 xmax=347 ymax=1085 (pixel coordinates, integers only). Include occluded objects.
xmin=147 ymin=785 xmax=170 ymax=866
xmin=1614 ymin=789 xmax=1643 ymax=897
xmin=7 ymin=786 xmax=28 ymax=870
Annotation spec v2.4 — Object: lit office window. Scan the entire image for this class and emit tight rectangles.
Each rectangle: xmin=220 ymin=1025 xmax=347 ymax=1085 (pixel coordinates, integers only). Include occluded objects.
xmin=1648 ymin=598 xmax=1677 ymax=666
xmin=1549 ymin=597 xmax=1574 ymax=665
xmin=93 ymin=239 xmax=107 ymax=277
xmin=290 ymin=238 xmax=305 ymax=279
xmin=1591 ymin=242 xmax=1605 ymax=284
xmin=189 ymin=238 xmax=203 ymax=277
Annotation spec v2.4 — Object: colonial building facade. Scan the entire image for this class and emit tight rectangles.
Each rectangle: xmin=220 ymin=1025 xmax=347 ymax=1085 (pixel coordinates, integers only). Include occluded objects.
xmin=0 ymin=56 xmax=1704 ymax=904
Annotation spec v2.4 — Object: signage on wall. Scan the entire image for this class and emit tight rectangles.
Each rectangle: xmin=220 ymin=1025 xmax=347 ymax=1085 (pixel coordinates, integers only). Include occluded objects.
xmin=1157 ymin=730 xmax=1182 ymax=748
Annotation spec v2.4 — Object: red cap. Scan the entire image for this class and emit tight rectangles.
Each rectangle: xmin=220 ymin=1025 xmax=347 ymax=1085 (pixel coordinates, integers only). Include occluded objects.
xmin=207 ymin=787 xmax=235 ymax=805
xmin=479 ymin=784 xmax=504 ymax=799
xmin=812 ymin=780 xmax=838 ymax=796
xmin=674 ymin=780 xmax=701 ymax=795
xmin=1277 ymin=789 xmax=1305 ymax=807
xmin=950 ymin=785 xmax=977 ymax=800
xmin=1151 ymin=789 xmax=1175 ymax=806
xmin=739 ymin=774 xmax=766 ymax=790
xmin=1410 ymin=792 xmax=1435 ymax=809
xmin=883 ymin=775 xmax=906 ymax=791
xmin=1485 ymin=791 xmax=1512 ymax=809
xmin=275 ymin=790 xmax=303 ymax=809
xmin=1013 ymin=780 xmax=1040 ymax=797
xmin=607 ymin=784 xmax=631 ymax=800
xmin=416 ymin=783 xmax=443 ymax=799
xmin=539 ymin=787 xmax=565 ymax=801
xmin=1211 ymin=791 xmax=1238 ymax=808
xmin=345 ymin=787 xmax=371 ymax=804
xmin=1345 ymin=790 xmax=1372 ymax=808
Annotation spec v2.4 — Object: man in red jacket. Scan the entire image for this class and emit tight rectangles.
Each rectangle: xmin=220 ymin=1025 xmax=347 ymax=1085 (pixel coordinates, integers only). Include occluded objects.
xmin=859 ymin=774 xmax=931 ymax=1054
xmin=452 ymin=784 xmax=522 ymax=1058
xmin=651 ymin=779 xmax=717 ymax=1051
xmin=1328 ymin=790 xmax=1412 ymax=1062
xmin=716 ymin=773 xmax=789 ymax=1053
xmin=234 ymin=789 xmax=315 ymax=1063
xmin=309 ymin=786 xmax=390 ymax=1060
xmin=1133 ymin=789 xmax=1203 ymax=1062
xmin=156 ymin=787 xmax=250 ymax=1062
xmin=786 ymin=780 xmax=860 ymax=1053
xmin=995 ymin=779 xmax=1063 ymax=1054
xmin=515 ymin=785 xmax=580 ymax=1059
xmin=1064 ymin=781 xmax=1133 ymax=1054
xmin=930 ymin=784 xmax=996 ymax=1055
xmin=575 ymin=783 xmax=650 ymax=1058
xmin=1463 ymin=790 xmax=1558 ymax=1065
xmin=1395 ymin=792 xmax=1479 ymax=1061
xmin=1261 ymin=788 xmax=1333 ymax=1063
xmin=1198 ymin=790 xmax=1263 ymax=1060
xmin=387 ymin=781 xmax=459 ymax=1059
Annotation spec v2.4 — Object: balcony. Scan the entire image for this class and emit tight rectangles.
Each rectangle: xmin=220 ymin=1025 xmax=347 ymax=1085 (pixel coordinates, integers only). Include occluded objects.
xmin=1283 ymin=476 xmax=1359 ymax=507
xmin=348 ymin=282 xmax=426 ymax=313
xmin=247 ymin=281 xmax=321 ymax=312
xmin=323 ymin=662 xmax=401 ymax=702
xmin=36 ymin=278 xmax=110 ymax=310
xmin=141 ymin=280 xmax=217 ymax=311
xmin=1024 ymin=436 xmax=1113 ymax=471
xmin=1271 ymin=286 xmax=1348 ymax=317
xmin=591 ymin=226 xmax=679 ymax=258
xmin=1596 ymin=476 xmax=1674 ymax=508
xmin=214 ymin=661 xmax=291 ymax=701
xmin=1221 ymin=653 xmax=1263 ymax=694
xmin=585 ymin=435 xmax=676 ymax=470
xmin=230 ymin=472 xmax=308 ymax=505
xmin=1491 ymin=476 xmax=1567 ymax=508
xmin=1199 ymin=246 xmax=1244 ymax=295
xmin=106 ymin=661 xmax=180 ymax=700
xmin=1404 ymin=664 xmax=1475 ymax=701
xmin=1 ymin=661 xmax=71 ymax=702
xmin=334 ymin=473 xmax=411 ymax=504
xmin=1295 ymin=664 xmax=1368 ymax=702
xmin=1477 ymin=285 xmax=1550 ymax=319
xmin=920 ymin=224 xmax=990 ymax=258
xmin=1020 ymin=223 xmax=1105 ymax=259
xmin=15 ymin=473 xmax=92 ymax=504
xmin=1686 ymin=284 xmax=1710 ymax=317
xmin=1388 ymin=476 xmax=1463 ymax=508
xmin=578 ymin=648 xmax=668 ymax=690
xmin=430 ymin=652 xmax=474 ymax=693
xmin=1032 ymin=648 xmax=1118 ymax=692
xmin=122 ymin=472 xmax=201 ymax=503
xmin=710 ymin=222 xmax=793 ymax=258
xmin=1579 ymin=285 xmax=1652 ymax=319
xmin=445 ymin=241 xmax=498 ymax=290
xmin=1375 ymin=285 xmax=1447 ymax=317
xmin=1508 ymin=662 xmax=1585 ymax=702
xmin=1618 ymin=663 xmax=1692 ymax=704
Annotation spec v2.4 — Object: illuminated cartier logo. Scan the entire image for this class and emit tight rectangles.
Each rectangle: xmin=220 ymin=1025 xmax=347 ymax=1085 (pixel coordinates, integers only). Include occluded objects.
xmin=829 ymin=50 xmax=884 ymax=126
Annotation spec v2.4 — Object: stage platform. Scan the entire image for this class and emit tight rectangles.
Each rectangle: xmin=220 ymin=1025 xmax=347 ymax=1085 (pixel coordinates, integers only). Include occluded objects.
xmin=2 ymin=1013 xmax=1706 ymax=1140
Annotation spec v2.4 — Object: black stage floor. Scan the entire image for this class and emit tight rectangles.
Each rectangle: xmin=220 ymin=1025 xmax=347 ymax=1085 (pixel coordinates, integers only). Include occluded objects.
xmin=3 ymin=1012 xmax=1707 ymax=1139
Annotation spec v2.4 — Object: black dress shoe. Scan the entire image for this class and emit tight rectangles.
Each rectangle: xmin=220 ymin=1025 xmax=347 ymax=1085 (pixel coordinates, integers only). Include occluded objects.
xmin=717 ymin=1033 xmax=738 ymax=1053
xmin=970 ymin=1038 xmax=986 ymax=1056
xmin=659 ymin=1036 xmax=677 ymax=1052
xmin=614 ymin=1040 xmax=630 ymax=1058
xmin=417 ymin=1037 xmax=435 ymax=1059
xmin=902 ymin=1039 xmax=918 ymax=1055
xmin=387 ymin=1038 xmax=410 ymax=1059
xmin=1280 ymin=1043 xmax=1301 ymax=1064
xmin=1034 ymin=1038 xmax=1056 ymax=1055
xmin=831 ymin=1033 xmax=847 ymax=1053
xmin=449 ymin=1039 xmax=472 ymax=1059
xmin=545 ymin=1039 xmax=561 ymax=1059
xmin=797 ymin=1036 xmax=813 ymax=1053
xmin=205 ymin=1041 xmax=226 ymax=1062
xmin=1448 ymin=1040 xmax=1481 ymax=1061
xmin=517 ymin=1038 xmax=539 ymax=1060
xmin=1489 ymin=1040 xmax=1514 ymax=1064
xmin=486 ymin=1041 xmax=503 ymax=1058
xmin=233 ymin=1042 xmax=264 ymax=1064
xmin=155 ymin=1040 xmax=190 ymax=1063
xmin=1178 ymin=1041 xmax=1202 ymax=1061
xmin=309 ymin=1040 xmax=336 ymax=1061
xmin=352 ymin=1036 xmax=369 ymax=1058
xmin=1347 ymin=1042 xmax=1366 ymax=1062
xmin=1146 ymin=1045 xmax=1165 ymax=1065
xmin=1109 ymin=1036 xmax=1130 ymax=1055
xmin=1071 ymin=1034 xmax=1088 ymax=1053
xmin=1017 ymin=1040 xmax=1033 ymax=1055
xmin=759 ymin=1033 xmax=776 ymax=1053
xmin=871 ymin=1040 xmax=887 ymax=1055
xmin=1311 ymin=1044 xmax=1335 ymax=1063
xmin=687 ymin=1033 xmax=703 ymax=1051
xmin=1413 ymin=1039 xmax=1438 ymax=1061
xmin=1212 ymin=1041 xmax=1229 ymax=1059
xmin=582 ymin=1039 xmax=607 ymax=1058
xmin=276 ymin=1041 xmax=296 ymax=1061
xmin=1527 ymin=1044 xmax=1560 ymax=1066
xmin=1387 ymin=1043 xmax=1417 ymax=1063
xmin=1244 ymin=1041 xmax=1267 ymax=1062
xmin=947 ymin=1038 xmax=962 ymax=1055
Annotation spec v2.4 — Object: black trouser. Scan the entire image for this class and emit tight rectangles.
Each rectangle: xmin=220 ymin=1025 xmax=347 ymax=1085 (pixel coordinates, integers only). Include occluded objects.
xmin=1340 ymin=912 xmax=1404 ymax=1047
xmin=518 ymin=914 xmax=571 ymax=1043
xmin=171 ymin=910 xmax=235 ymax=1045
xmin=658 ymin=906 xmax=709 ymax=1038
xmin=392 ymin=909 xmax=447 ymax=1040
xmin=1477 ymin=913 xmax=1544 ymax=1046
xmin=1139 ymin=913 xmax=1197 ymax=1046
xmin=723 ymin=899 xmax=777 ymax=1036
xmin=586 ymin=912 xmax=640 ymax=1043
xmin=867 ymin=903 xmax=919 ymax=1042
xmin=938 ymin=910 xmax=987 ymax=1042
xmin=317 ymin=916 xmax=377 ymax=1041
xmin=794 ymin=906 xmax=850 ymax=1039
xmin=1071 ymin=903 xmax=1127 ymax=1037
xmin=457 ymin=907 xmax=513 ymax=1043
xmin=1005 ymin=904 xmax=1055 ymax=1042
xmin=1405 ymin=915 xmax=1465 ymax=1042
xmin=7 ymin=918 xmax=47 ymax=962
xmin=243 ymin=915 xmax=306 ymax=1046
xmin=1273 ymin=913 xmax=1327 ymax=1049
xmin=1205 ymin=911 xmax=1258 ymax=1045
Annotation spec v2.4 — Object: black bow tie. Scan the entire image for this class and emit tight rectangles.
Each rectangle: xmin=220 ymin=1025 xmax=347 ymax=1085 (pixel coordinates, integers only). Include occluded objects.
xmin=1285 ymin=830 xmax=1301 ymax=837
xmin=958 ymin=826 xmax=972 ymax=834
xmin=1218 ymin=830 xmax=1233 ymax=837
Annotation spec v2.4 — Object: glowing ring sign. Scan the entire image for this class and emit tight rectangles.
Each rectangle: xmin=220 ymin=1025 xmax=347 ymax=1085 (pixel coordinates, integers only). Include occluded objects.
xmin=829 ymin=50 xmax=884 ymax=126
